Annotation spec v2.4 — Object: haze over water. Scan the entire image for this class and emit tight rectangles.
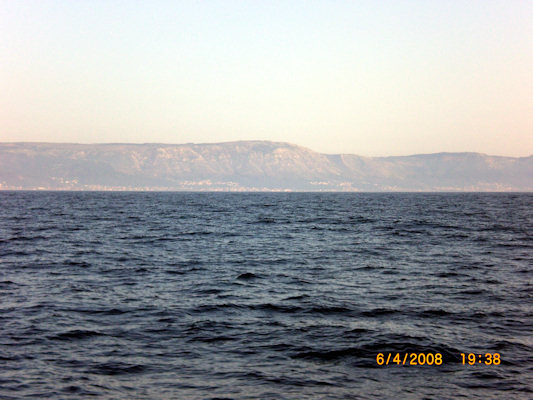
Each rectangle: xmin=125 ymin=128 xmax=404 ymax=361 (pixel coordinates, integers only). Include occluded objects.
xmin=1 ymin=192 xmax=531 ymax=399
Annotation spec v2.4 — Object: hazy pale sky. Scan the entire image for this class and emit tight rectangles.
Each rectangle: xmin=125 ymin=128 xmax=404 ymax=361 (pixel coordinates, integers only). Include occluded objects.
xmin=1 ymin=1 xmax=532 ymax=156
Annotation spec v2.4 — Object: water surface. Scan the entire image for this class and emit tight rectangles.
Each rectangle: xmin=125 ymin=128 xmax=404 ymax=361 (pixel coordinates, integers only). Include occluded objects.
xmin=0 ymin=192 xmax=531 ymax=399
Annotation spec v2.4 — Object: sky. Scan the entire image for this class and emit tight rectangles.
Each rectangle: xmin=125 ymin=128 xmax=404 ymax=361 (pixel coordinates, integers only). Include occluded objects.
xmin=1 ymin=1 xmax=532 ymax=157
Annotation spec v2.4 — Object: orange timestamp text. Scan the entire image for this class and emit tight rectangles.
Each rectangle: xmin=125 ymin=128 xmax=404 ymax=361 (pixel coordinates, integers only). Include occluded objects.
xmin=376 ymin=352 xmax=502 ymax=366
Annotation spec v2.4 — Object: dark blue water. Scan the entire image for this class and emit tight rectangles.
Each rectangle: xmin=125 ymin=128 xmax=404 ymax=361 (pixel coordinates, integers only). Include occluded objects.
xmin=1 ymin=192 xmax=531 ymax=399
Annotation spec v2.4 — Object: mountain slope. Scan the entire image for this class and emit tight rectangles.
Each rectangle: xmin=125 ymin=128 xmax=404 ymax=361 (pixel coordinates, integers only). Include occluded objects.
xmin=0 ymin=141 xmax=531 ymax=191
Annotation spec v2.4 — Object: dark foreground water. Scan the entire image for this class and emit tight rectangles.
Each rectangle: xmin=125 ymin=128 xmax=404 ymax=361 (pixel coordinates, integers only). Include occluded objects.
xmin=0 ymin=192 xmax=532 ymax=399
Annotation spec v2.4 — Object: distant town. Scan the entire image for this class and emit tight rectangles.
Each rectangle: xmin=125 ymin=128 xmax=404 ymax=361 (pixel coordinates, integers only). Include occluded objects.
xmin=1 ymin=141 xmax=531 ymax=192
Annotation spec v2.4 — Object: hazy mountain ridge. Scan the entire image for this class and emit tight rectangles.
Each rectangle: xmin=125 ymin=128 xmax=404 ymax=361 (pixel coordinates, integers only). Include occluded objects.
xmin=0 ymin=142 xmax=531 ymax=191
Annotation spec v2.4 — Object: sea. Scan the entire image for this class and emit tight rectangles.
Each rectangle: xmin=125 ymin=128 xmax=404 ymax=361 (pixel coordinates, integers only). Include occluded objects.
xmin=0 ymin=191 xmax=531 ymax=399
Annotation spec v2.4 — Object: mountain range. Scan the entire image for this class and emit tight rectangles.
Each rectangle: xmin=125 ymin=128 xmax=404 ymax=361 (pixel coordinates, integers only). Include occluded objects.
xmin=0 ymin=141 xmax=531 ymax=191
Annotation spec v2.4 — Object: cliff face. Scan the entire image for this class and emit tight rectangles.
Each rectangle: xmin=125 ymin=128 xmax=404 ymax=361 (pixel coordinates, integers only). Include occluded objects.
xmin=0 ymin=141 xmax=531 ymax=191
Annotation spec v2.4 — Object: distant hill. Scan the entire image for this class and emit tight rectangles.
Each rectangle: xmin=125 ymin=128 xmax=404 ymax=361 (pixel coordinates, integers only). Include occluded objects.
xmin=0 ymin=141 xmax=531 ymax=191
